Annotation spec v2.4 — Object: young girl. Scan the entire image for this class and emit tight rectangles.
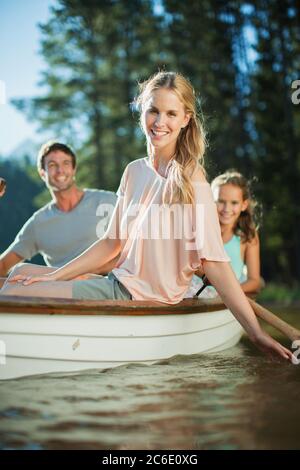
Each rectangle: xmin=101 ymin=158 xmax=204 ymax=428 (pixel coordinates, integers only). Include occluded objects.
xmin=187 ymin=170 xmax=261 ymax=297
xmin=212 ymin=170 xmax=261 ymax=294
xmin=0 ymin=71 xmax=291 ymax=361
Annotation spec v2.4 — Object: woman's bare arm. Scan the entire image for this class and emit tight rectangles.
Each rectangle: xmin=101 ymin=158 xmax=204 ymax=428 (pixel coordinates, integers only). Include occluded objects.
xmin=203 ymin=260 xmax=292 ymax=361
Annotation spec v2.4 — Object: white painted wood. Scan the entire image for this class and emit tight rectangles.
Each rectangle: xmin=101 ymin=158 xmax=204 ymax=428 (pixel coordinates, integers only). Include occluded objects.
xmin=0 ymin=308 xmax=243 ymax=379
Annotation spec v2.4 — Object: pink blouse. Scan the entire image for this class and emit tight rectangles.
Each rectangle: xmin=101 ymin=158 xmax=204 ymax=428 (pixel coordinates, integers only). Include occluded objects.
xmin=112 ymin=158 xmax=229 ymax=304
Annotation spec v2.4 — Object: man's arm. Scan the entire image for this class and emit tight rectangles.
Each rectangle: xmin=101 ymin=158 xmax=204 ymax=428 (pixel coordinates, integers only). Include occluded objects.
xmin=0 ymin=250 xmax=24 ymax=276
xmin=2 ymin=212 xmax=39 ymax=275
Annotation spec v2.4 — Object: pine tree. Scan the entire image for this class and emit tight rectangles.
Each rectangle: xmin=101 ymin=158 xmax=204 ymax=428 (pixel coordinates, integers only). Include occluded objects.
xmin=248 ymin=0 xmax=300 ymax=281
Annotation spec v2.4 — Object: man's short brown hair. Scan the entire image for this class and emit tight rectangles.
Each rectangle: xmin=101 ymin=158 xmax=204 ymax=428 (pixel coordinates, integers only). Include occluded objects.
xmin=37 ymin=141 xmax=77 ymax=171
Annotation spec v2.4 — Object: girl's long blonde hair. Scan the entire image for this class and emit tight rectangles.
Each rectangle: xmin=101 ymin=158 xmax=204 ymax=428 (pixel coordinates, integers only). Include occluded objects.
xmin=211 ymin=170 xmax=260 ymax=242
xmin=134 ymin=71 xmax=206 ymax=204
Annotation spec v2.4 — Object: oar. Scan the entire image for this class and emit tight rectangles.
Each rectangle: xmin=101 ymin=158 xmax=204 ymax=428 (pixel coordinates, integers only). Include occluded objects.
xmin=247 ymin=297 xmax=300 ymax=342
xmin=196 ymin=276 xmax=300 ymax=342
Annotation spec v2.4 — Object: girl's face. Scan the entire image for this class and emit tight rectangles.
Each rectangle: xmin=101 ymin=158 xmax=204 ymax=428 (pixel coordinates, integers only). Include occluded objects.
xmin=142 ymin=88 xmax=190 ymax=157
xmin=213 ymin=183 xmax=248 ymax=227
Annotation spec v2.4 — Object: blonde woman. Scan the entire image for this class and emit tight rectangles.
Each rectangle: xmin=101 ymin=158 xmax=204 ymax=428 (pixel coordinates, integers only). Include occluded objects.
xmin=1 ymin=72 xmax=292 ymax=361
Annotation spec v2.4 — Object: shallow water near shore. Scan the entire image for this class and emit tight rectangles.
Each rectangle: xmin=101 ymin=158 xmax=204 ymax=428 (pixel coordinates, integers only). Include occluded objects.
xmin=0 ymin=307 xmax=299 ymax=450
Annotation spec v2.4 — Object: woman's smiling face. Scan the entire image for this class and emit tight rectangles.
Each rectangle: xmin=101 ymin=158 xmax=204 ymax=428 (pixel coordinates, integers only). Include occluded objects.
xmin=142 ymin=88 xmax=190 ymax=156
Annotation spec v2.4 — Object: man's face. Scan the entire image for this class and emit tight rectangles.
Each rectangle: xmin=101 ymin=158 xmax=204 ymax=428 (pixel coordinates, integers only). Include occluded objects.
xmin=40 ymin=150 xmax=76 ymax=192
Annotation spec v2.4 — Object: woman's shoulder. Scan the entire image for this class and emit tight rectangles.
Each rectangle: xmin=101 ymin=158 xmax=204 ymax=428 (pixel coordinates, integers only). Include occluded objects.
xmin=121 ymin=157 xmax=147 ymax=180
xmin=191 ymin=165 xmax=207 ymax=183
xmin=126 ymin=157 xmax=147 ymax=170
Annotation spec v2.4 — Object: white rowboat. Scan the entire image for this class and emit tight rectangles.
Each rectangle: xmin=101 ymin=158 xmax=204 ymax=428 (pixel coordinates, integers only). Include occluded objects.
xmin=0 ymin=296 xmax=243 ymax=380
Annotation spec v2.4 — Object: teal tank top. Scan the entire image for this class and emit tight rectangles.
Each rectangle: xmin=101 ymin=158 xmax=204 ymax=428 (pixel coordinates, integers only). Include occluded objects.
xmin=224 ymin=234 xmax=245 ymax=281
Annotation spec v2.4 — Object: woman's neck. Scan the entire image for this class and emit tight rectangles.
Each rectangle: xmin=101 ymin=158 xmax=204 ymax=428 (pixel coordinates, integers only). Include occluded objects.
xmin=150 ymin=149 xmax=175 ymax=176
xmin=149 ymin=140 xmax=176 ymax=162
xmin=153 ymin=157 xmax=173 ymax=178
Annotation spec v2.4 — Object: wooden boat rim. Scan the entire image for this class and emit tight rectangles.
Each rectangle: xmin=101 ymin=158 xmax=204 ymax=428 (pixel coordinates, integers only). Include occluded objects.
xmin=0 ymin=295 xmax=226 ymax=316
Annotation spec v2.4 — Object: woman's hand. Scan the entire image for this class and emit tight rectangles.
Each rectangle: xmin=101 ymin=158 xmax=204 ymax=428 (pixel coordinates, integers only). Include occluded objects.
xmin=8 ymin=272 xmax=58 ymax=286
xmin=250 ymin=330 xmax=293 ymax=362
xmin=8 ymin=271 xmax=102 ymax=285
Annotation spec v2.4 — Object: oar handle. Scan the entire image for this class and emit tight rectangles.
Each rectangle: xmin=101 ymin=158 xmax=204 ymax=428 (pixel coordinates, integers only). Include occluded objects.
xmin=247 ymin=297 xmax=300 ymax=342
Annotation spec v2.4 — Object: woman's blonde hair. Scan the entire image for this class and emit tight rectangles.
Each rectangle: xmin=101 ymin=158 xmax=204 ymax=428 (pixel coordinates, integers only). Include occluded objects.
xmin=134 ymin=71 xmax=206 ymax=204
xmin=211 ymin=170 xmax=260 ymax=242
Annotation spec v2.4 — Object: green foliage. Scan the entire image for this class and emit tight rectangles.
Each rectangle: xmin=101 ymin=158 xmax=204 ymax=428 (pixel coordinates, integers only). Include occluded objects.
xmin=0 ymin=159 xmax=43 ymax=250
xmin=257 ymin=282 xmax=300 ymax=304
xmin=246 ymin=0 xmax=300 ymax=281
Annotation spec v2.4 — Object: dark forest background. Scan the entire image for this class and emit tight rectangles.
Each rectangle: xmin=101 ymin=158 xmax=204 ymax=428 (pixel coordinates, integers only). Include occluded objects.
xmin=0 ymin=0 xmax=299 ymax=285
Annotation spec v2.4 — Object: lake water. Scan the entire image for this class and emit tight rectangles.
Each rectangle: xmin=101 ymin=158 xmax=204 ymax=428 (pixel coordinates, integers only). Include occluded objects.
xmin=0 ymin=307 xmax=299 ymax=450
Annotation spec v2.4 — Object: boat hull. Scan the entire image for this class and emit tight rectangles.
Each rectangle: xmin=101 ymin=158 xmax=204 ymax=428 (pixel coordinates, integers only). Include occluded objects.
xmin=0 ymin=306 xmax=243 ymax=380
